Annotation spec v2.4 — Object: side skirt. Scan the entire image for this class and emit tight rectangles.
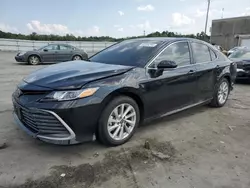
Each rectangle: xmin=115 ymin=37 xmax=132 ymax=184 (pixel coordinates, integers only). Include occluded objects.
xmin=143 ymin=99 xmax=212 ymax=124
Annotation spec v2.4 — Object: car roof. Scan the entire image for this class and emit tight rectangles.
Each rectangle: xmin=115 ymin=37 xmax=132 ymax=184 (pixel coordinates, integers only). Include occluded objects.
xmin=48 ymin=43 xmax=73 ymax=46
xmin=126 ymin=37 xmax=207 ymax=44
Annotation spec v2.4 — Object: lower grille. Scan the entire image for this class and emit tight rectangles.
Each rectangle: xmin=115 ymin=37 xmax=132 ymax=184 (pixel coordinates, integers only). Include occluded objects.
xmin=13 ymin=102 xmax=70 ymax=138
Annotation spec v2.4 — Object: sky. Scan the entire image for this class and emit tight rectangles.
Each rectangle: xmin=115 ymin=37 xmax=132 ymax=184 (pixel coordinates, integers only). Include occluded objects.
xmin=0 ymin=0 xmax=250 ymax=38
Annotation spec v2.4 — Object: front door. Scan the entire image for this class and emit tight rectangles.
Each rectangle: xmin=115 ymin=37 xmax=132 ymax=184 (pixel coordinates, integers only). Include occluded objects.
xmin=39 ymin=44 xmax=58 ymax=62
xmin=143 ymin=41 xmax=198 ymax=118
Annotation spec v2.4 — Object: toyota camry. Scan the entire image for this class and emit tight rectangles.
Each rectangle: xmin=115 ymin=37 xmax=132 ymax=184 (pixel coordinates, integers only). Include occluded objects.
xmin=12 ymin=38 xmax=237 ymax=146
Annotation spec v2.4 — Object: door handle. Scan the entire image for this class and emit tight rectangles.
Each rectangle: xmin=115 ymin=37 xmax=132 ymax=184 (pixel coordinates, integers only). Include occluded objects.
xmin=188 ymin=70 xmax=195 ymax=74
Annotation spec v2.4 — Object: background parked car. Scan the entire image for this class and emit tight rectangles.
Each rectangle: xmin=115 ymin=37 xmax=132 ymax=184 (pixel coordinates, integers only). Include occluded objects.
xmin=15 ymin=43 xmax=88 ymax=65
xmin=227 ymin=46 xmax=248 ymax=56
xmin=228 ymin=49 xmax=250 ymax=80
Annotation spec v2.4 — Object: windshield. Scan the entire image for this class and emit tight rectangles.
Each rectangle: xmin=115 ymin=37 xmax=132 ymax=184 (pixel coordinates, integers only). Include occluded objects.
xmin=89 ymin=40 xmax=163 ymax=67
xmin=229 ymin=50 xmax=250 ymax=59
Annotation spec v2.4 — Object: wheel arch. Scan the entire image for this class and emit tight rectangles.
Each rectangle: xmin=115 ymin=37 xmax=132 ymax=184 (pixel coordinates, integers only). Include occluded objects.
xmin=100 ymin=87 xmax=145 ymax=123
xmin=27 ymin=54 xmax=41 ymax=62
xmin=218 ymin=73 xmax=232 ymax=89
xmin=71 ymin=54 xmax=83 ymax=60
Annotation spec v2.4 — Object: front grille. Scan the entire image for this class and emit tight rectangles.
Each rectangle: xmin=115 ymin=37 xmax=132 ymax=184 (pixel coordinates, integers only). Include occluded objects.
xmin=13 ymin=102 xmax=70 ymax=138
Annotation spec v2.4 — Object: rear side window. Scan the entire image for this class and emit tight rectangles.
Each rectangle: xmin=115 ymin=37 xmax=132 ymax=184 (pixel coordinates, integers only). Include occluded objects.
xmin=191 ymin=42 xmax=211 ymax=63
xmin=209 ymin=49 xmax=217 ymax=60
xmin=59 ymin=45 xmax=72 ymax=50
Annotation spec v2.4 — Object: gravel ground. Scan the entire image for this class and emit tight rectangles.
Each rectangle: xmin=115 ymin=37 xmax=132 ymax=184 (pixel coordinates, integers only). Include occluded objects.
xmin=0 ymin=51 xmax=250 ymax=188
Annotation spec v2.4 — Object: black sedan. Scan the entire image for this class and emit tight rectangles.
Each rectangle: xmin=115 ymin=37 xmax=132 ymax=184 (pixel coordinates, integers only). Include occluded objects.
xmin=15 ymin=43 xmax=88 ymax=65
xmin=229 ymin=49 xmax=250 ymax=79
xmin=12 ymin=38 xmax=237 ymax=146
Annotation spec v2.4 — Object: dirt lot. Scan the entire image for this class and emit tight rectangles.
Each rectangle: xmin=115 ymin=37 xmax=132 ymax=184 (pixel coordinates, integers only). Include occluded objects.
xmin=0 ymin=51 xmax=250 ymax=188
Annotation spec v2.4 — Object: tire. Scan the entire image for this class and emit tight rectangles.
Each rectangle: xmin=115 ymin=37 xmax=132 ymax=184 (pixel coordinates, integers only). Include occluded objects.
xmin=98 ymin=96 xmax=140 ymax=146
xmin=28 ymin=55 xmax=40 ymax=65
xmin=209 ymin=78 xmax=230 ymax=107
xmin=72 ymin=55 xmax=82 ymax=61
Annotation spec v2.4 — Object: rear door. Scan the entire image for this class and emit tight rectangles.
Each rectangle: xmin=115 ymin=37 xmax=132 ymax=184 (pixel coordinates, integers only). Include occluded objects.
xmin=56 ymin=45 xmax=73 ymax=62
xmin=190 ymin=42 xmax=218 ymax=102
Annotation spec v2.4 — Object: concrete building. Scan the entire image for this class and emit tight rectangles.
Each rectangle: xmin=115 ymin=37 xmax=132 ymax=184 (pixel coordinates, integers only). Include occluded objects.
xmin=210 ymin=16 xmax=250 ymax=50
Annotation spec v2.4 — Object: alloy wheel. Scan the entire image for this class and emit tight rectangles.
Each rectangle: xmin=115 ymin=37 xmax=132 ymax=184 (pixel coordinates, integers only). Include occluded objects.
xmin=73 ymin=55 xmax=81 ymax=60
xmin=107 ymin=103 xmax=136 ymax=141
xmin=217 ymin=81 xmax=229 ymax=105
xmin=29 ymin=56 xmax=39 ymax=65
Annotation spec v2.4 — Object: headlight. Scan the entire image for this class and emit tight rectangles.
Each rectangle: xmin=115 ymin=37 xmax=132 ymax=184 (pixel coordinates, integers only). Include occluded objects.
xmin=41 ymin=88 xmax=99 ymax=101
xmin=18 ymin=52 xmax=26 ymax=56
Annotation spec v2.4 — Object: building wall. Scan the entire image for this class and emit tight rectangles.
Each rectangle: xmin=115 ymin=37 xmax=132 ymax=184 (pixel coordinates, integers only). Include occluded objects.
xmin=211 ymin=16 xmax=250 ymax=50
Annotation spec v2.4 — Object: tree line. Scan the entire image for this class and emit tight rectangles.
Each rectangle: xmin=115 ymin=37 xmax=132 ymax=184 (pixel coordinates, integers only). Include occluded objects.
xmin=0 ymin=30 xmax=210 ymax=42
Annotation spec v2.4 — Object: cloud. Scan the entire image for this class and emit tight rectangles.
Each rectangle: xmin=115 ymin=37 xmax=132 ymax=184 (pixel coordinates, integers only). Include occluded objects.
xmin=117 ymin=27 xmax=124 ymax=32
xmin=26 ymin=20 xmax=69 ymax=35
xmin=137 ymin=4 xmax=155 ymax=11
xmin=241 ymin=7 xmax=250 ymax=16
xmin=113 ymin=25 xmax=121 ymax=28
xmin=118 ymin=11 xmax=124 ymax=16
xmin=0 ymin=23 xmax=19 ymax=33
xmin=87 ymin=26 xmax=100 ymax=35
xmin=195 ymin=9 xmax=207 ymax=17
xmin=172 ymin=13 xmax=195 ymax=27
xmin=26 ymin=20 xmax=102 ymax=36
xmin=137 ymin=20 xmax=151 ymax=29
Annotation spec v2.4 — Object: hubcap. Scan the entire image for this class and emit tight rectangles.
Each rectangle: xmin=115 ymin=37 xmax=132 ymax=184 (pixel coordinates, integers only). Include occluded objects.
xmin=218 ymin=81 xmax=229 ymax=104
xmin=107 ymin=103 xmax=136 ymax=141
xmin=73 ymin=56 xmax=81 ymax=60
xmin=30 ymin=56 xmax=39 ymax=64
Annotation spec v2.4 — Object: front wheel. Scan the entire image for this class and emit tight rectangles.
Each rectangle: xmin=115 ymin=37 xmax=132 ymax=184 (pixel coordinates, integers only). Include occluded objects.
xmin=72 ymin=55 xmax=82 ymax=61
xmin=28 ymin=55 xmax=40 ymax=65
xmin=98 ymin=96 xmax=140 ymax=146
xmin=210 ymin=78 xmax=230 ymax=107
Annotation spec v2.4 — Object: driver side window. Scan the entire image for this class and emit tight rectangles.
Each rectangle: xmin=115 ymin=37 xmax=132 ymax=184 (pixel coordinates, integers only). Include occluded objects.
xmin=44 ymin=44 xmax=59 ymax=51
xmin=149 ymin=42 xmax=191 ymax=68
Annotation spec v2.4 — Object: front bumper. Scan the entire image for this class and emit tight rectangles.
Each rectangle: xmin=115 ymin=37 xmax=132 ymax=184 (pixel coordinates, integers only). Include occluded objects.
xmin=12 ymin=94 xmax=103 ymax=145
xmin=236 ymin=68 xmax=250 ymax=79
xmin=15 ymin=55 xmax=26 ymax=62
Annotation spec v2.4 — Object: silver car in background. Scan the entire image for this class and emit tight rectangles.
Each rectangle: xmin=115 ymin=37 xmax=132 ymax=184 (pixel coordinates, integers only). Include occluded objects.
xmin=15 ymin=43 xmax=88 ymax=65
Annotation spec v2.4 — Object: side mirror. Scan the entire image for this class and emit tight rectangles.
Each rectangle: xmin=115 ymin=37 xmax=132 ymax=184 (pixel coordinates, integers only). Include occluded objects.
xmin=43 ymin=49 xmax=48 ymax=52
xmin=157 ymin=60 xmax=177 ymax=69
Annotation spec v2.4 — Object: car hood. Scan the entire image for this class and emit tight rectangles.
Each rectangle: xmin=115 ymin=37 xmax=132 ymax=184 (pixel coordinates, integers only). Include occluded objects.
xmin=23 ymin=61 xmax=134 ymax=90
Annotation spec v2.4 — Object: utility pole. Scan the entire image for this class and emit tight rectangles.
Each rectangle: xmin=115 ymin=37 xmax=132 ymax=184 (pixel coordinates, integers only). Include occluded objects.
xmin=204 ymin=0 xmax=211 ymax=35
xmin=143 ymin=30 xmax=145 ymax=36
xmin=221 ymin=8 xmax=224 ymax=19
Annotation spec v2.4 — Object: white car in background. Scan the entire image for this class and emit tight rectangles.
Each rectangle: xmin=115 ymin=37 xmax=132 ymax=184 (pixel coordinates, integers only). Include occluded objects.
xmin=227 ymin=46 xmax=248 ymax=56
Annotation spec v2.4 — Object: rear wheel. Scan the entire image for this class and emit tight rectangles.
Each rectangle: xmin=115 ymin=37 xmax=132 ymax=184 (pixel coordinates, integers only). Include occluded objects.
xmin=72 ymin=55 xmax=82 ymax=61
xmin=28 ymin=55 xmax=40 ymax=65
xmin=210 ymin=78 xmax=230 ymax=107
xmin=98 ymin=96 xmax=140 ymax=146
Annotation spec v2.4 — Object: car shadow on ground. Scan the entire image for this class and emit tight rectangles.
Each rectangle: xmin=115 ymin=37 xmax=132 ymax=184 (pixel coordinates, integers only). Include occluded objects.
xmin=13 ymin=62 xmax=56 ymax=66
xmin=236 ymin=79 xmax=250 ymax=85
